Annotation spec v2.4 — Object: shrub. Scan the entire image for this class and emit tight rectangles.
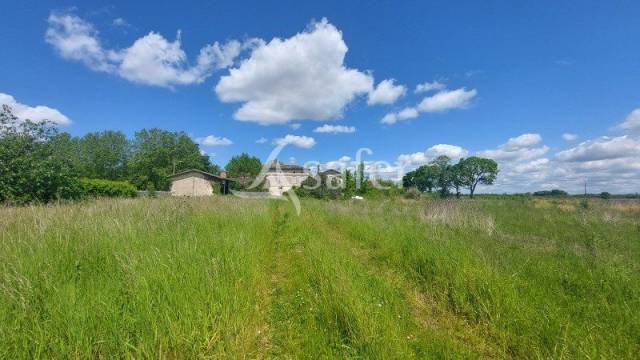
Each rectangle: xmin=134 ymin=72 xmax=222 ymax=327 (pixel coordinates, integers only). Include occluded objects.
xmin=79 ymin=178 xmax=137 ymax=198
xmin=600 ymin=192 xmax=611 ymax=200
xmin=403 ymin=187 xmax=421 ymax=199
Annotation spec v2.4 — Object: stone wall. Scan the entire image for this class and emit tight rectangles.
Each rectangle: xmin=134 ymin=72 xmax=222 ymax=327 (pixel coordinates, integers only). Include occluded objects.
xmin=264 ymin=171 xmax=309 ymax=196
xmin=170 ymin=176 xmax=213 ymax=196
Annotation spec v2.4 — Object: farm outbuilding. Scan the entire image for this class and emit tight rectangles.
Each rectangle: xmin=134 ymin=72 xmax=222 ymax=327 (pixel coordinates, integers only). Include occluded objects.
xmin=168 ymin=169 xmax=235 ymax=197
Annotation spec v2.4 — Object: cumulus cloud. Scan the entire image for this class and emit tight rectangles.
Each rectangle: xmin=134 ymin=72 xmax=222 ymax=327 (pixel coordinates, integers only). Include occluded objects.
xmin=289 ymin=123 xmax=301 ymax=130
xmin=256 ymin=137 xmax=268 ymax=144
xmin=556 ymin=135 xmax=640 ymax=162
xmin=215 ymin=18 xmax=374 ymax=124
xmin=417 ymin=88 xmax=477 ymax=113
xmin=618 ymin=108 xmax=640 ymax=134
xmin=0 ymin=93 xmax=71 ymax=125
xmin=195 ymin=135 xmax=233 ymax=146
xmin=479 ymin=133 xmax=548 ymax=162
xmin=381 ymin=107 xmax=418 ymax=124
xmin=562 ymin=133 xmax=578 ymax=141
xmin=380 ymin=87 xmax=477 ymax=124
xmin=504 ymin=133 xmax=542 ymax=150
xmin=397 ymin=144 xmax=468 ymax=168
xmin=273 ymin=134 xmax=316 ymax=149
xmin=415 ymin=81 xmax=445 ymax=93
xmin=45 ymin=12 xmax=244 ymax=88
xmin=367 ymin=79 xmax=406 ymax=105
xmin=313 ymin=124 xmax=356 ymax=133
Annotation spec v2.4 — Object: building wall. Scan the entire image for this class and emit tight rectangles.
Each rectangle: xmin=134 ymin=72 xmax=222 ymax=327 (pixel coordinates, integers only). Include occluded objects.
xmin=170 ymin=176 xmax=214 ymax=196
xmin=264 ymin=171 xmax=309 ymax=196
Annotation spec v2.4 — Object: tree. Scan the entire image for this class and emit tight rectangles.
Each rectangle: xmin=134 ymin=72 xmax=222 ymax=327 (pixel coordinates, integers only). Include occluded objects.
xmin=128 ymin=128 xmax=211 ymax=190
xmin=458 ymin=156 xmax=498 ymax=198
xmin=450 ymin=162 xmax=464 ymax=198
xmin=225 ymin=153 xmax=262 ymax=188
xmin=0 ymin=105 xmax=80 ymax=204
xmin=78 ymin=131 xmax=130 ymax=180
xmin=432 ymin=155 xmax=453 ymax=197
xmin=356 ymin=161 xmax=370 ymax=195
xmin=402 ymin=164 xmax=437 ymax=193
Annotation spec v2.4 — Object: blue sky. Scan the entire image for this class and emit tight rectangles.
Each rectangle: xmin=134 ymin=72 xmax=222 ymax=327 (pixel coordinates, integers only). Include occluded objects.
xmin=1 ymin=1 xmax=639 ymax=193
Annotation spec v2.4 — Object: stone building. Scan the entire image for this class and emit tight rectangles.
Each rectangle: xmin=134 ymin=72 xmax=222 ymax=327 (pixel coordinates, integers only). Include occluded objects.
xmin=264 ymin=161 xmax=310 ymax=196
xmin=319 ymin=169 xmax=343 ymax=187
xmin=168 ymin=169 xmax=234 ymax=196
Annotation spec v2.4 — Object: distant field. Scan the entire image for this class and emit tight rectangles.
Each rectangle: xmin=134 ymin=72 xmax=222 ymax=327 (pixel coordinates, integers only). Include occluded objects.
xmin=1 ymin=197 xmax=639 ymax=358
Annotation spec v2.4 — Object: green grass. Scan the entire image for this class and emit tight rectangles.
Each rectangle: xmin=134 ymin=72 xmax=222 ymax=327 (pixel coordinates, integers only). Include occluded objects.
xmin=1 ymin=197 xmax=639 ymax=358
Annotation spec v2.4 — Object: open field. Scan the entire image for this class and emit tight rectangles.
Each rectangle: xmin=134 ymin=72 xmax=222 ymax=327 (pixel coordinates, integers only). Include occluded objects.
xmin=1 ymin=197 xmax=639 ymax=358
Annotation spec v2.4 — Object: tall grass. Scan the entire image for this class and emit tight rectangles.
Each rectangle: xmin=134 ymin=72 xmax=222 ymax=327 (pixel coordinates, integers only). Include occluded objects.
xmin=1 ymin=197 xmax=638 ymax=358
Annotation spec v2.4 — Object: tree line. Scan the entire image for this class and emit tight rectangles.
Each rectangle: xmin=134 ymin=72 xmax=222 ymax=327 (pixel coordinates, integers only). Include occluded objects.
xmin=0 ymin=105 xmax=224 ymax=203
xmin=1 ymin=104 xmax=499 ymax=204
xmin=402 ymin=155 xmax=498 ymax=198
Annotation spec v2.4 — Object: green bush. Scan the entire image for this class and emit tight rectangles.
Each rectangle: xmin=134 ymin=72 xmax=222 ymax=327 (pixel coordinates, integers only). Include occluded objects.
xmin=79 ymin=178 xmax=137 ymax=198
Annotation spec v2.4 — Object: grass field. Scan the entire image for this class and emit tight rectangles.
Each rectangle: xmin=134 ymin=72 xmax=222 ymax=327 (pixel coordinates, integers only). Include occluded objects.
xmin=1 ymin=197 xmax=639 ymax=358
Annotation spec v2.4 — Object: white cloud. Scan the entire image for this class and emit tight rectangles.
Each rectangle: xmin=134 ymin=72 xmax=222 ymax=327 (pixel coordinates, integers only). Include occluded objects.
xmin=562 ymin=133 xmax=578 ymax=142
xmin=425 ymin=144 xmax=469 ymax=160
xmin=215 ymin=18 xmax=374 ymax=124
xmin=195 ymin=135 xmax=233 ymax=146
xmin=313 ymin=124 xmax=356 ymax=133
xmin=618 ymin=108 xmax=640 ymax=134
xmin=417 ymin=88 xmax=477 ymax=113
xmin=381 ymin=87 xmax=477 ymax=124
xmin=273 ymin=134 xmax=316 ymax=149
xmin=556 ymin=135 xmax=640 ymax=162
xmin=415 ymin=81 xmax=445 ymax=93
xmin=479 ymin=133 xmax=548 ymax=162
xmin=256 ymin=137 xmax=268 ymax=144
xmin=397 ymin=144 xmax=468 ymax=168
xmin=381 ymin=107 xmax=418 ymax=124
xmin=504 ymin=133 xmax=542 ymax=150
xmin=367 ymin=79 xmax=406 ymax=105
xmin=46 ymin=12 xmax=244 ymax=88
xmin=289 ymin=123 xmax=301 ymax=130
xmin=0 ymin=93 xmax=71 ymax=125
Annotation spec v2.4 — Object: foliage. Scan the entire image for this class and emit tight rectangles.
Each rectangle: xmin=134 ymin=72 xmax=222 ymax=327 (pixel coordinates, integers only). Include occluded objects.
xmin=533 ymin=189 xmax=568 ymax=196
xmin=294 ymin=175 xmax=342 ymax=199
xmin=432 ymin=155 xmax=454 ymax=196
xmin=600 ymin=191 xmax=611 ymax=199
xmin=225 ymin=153 xmax=262 ymax=189
xmin=402 ymin=164 xmax=437 ymax=193
xmin=0 ymin=105 xmax=81 ymax=204
xmin=128 ymin=128 xmax=211 ymax=191
xmin=78 ymin=178 xmax=137 ymax=198
xmin=457 ymin=156 xmax=499 ymax=198
xmin=77 ymin=131 xmax=130 ymax=180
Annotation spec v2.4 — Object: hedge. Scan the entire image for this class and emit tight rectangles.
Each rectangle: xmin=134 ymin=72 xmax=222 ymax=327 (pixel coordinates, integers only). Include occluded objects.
xmin=79 ymin=178 xmax=137 ymax=198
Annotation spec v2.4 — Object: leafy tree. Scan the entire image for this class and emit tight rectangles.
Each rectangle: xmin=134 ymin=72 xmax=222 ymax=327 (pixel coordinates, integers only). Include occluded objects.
xmin=128 ymin=128 xmax=210 ymax=190
xmin=450 ymin=162 xmax=465 ymax=198
xmin=458 ymin=156 xmax=499 ymax=198
xmin=343 ymin=169 xmax=356 ymax=199
xmin=432 ymin=155 xmax=453 ymax=197
xmin=0 ymin=105 xmax=80 ymax=204
xmin=356 ymin=161 xmax=370 ymax=195
xmin=600 ymin=192 xmax=611 ymax=200
xmin=77 ymin=131 xmax=130 ymax=180
xmin=225 ymin=153 xmax=262 ymax=188
xmin=402 ymin=164 xmax=437 ymax=193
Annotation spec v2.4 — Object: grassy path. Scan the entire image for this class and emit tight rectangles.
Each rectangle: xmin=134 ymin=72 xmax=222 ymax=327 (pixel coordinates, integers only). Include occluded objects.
xmin=264 ymin=201 xmax=476 ymax=358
